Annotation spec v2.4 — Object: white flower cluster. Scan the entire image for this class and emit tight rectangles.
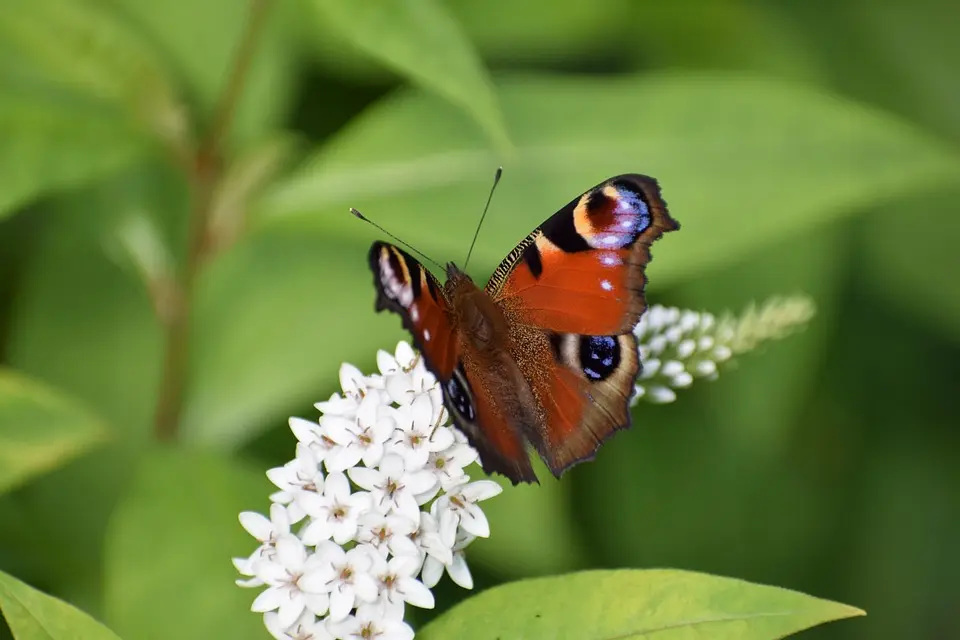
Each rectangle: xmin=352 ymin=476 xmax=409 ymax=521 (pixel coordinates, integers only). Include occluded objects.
xmin=633 ymin=297 xmax=815 ymax=404
xmin=234 ymin=342 xmax=501 ymax=640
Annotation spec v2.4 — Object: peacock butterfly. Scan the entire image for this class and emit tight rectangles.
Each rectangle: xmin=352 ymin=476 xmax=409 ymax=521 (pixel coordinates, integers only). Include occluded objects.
xmin=366 ymin=174 xmax=679 ymax=484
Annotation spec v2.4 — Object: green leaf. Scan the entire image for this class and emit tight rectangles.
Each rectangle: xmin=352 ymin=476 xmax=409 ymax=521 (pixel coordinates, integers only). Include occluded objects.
xmin=0 ymin=569 xmax=121 ymax=640
xmin=0 ymin=91 xmax=150 ymax=219
xmin=258 ymin=73 xmax=960 ymax=286
xmin=418 ymin=569 xmax=864 ymax=639
xmin=308 ymin=0 xmax=510 ymax=152
xmin=0 ymin=369 xmax=108 ymax=493
xmin=113 ymin=0 xmax=296 ymax=142
xmin=103 ymin=448 xmax=272 ymax=640
xmin=0 ymin=0 xmax=175 ymax=110
xmin=860 ymin=187 xmax=960 ymax=344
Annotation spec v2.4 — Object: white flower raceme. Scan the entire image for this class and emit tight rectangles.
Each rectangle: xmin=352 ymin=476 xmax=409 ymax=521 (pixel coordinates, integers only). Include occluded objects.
xmin=236 ymin=342 xmax=500 ymax=640
xmin=237 ymin=296 xmax=815 ymax=639
xmin=632 ymin=297 xmax=815 ymax=404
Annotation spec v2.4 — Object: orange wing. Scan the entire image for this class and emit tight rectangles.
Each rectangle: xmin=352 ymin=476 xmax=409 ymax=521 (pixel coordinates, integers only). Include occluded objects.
xmin=370 ymin=242 xmax=458 ymax=380
xmin=485 ymin=175 xmax=678 ymax=477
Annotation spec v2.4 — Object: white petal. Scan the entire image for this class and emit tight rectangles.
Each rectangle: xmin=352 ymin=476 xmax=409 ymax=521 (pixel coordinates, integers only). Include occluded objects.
xmin=295 ymin=491 xmax=325 ymax=518
xmin=394 ymin=490 xmax=421 ymax=523
xmin=299 ymin=518 xmax=332 ymax=546
xmin=389 ymin=554 xmax=421 ymax=577
xmin=331 ymin=517 xmax=359 ymax=545
xmin=405 ymin=469 xmax=438 ymax=495
xmin=298 ymin=569 xmax=332 ymax=595
xmin=356 ymin=392 xmax=381 ymax=426
xmin=236 ymin=575 xmax=265 ymax=588
xmin=303 ymin=591 xmax=330 ymax=616
xmin=348 ymin=466 xmax=381 ymax=491
xmin=414 ymin=477 xmax=441 ymax=505
xmin=377 ymin=349 xmax=399 ymax=375
xmin=251 ymin=586 xmax=284 ymax=612
xmin=383 ymin=622 xmax=415 ymax=640
xmin=428 ymin=427 xmax=455 ymax=452
xmin=388 ymin=535 xmax=421 ymax=561
xmin=276 ymin=534 xmax=306 ymax=570
xmin=395 ymin=341 xmax=416 ymax=367
xmin=420 ymin=556 xmax=443 ymax=588
xmin=320 ymin=416 xmax=354 ymax=443
xmin=326 ymin=444 xmax=364 ymax=473
xmin=402 ymin=446 xmax=430 ymax=471
xmin=288 ymin=417 xmax=321 ymax=444
xmin=239 ymin=511 xmax=273 ymax=541
xmin=410 ymin=393 xmax=433 ymax=426
xmin=328 ymin=586 xmax=354 ymax=621
xmin=339 ymin=363 xmax=366 ymax=395
xmin=276 ymin=594 xmax=306 ymax=629
xmin=379 ymin=453 xmax=405 ymax=477
xmin=314 ymin=395 xmax=356 ymax=415
xmin=353 ymin=571 xmax=380 ymax=603
xmin=461 ymin=480 xmax=502 ymax=502
xmin=361 ymin=441 xmax=385 ymax=468
xmin=386 ymin=374 xmax=415 ymax=405
xmin=398 ymin=576 xmax=435 ymax=609
xmin=459 ymin=506 xmax=490 ymax=538
xmin=324 ymin=472 xmax=351 ymax=502
xmin=447 ymin=553 xmax=473 ymax=589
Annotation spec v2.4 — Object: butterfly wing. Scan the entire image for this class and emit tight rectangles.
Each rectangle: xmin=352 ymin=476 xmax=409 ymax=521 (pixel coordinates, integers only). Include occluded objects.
xmin=485 ymin=174 xmax=678 ymax=476
xmin=369 ymin=242 xmax=458 ymax=379
xmin=369 ymin=242 xmax=536 ymax=483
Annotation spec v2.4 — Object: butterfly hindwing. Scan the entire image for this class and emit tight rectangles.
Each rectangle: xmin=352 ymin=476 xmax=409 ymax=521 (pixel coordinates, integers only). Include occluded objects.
xmin=485 ymin=175 xmax=678 ymax=476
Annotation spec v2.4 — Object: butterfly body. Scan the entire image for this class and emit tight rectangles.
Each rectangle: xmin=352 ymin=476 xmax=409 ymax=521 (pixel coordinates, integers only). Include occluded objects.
xmin=369 ymin=175 xmax=678 ymax=484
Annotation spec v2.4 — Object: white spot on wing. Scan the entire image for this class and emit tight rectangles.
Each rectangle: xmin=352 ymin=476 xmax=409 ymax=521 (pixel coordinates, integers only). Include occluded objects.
xmin=410 ymin=303 xmax=420 ymax=323
xmin=424 ymin=329 xmax=432 ymax=342
xmin=600 ymin=279 xmax=614 ymax=291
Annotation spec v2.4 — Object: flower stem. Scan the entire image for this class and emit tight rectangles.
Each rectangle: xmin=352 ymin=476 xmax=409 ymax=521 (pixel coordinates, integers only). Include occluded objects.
xmin=153 ymin=0 xmax=274 ymax=441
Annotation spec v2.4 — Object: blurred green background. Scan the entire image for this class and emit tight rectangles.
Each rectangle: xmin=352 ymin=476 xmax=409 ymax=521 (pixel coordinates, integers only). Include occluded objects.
xmin=0 ymin=0 xmax=958 ymax=638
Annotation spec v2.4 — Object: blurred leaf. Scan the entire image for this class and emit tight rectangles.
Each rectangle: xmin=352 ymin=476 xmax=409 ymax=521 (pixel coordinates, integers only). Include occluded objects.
xmin=677 ymin=230 xmax=844 ymax=460
xmin=0 ymin=0 xmax=177 ymax=112
xmin=0 ymin=93 xmax=150 ymax=220
xmin=0 ymin=369 xmax=108 ymax=493
xmin=446 ymin=0 xmax=632 ymax=63
xmin=114 ymin=0 xmax=296 ymax=142
xmin=103 ymin=448 xmax=271 ymax=640
xmin=6 ymin=163 xmax=186 ymax=434
xmin=631 ymin=2 xmax=822 ymax=82
xmin=467 ymin=459 xmax=585 ymax=577
xmin=860 ymin=187 xmax=960 ymax=344
xmin=418 ymin=569 xmax=864 ymax=639
xmin=258 ymin=73 xmax=960 ymax=285
xmin=0 ymin=569 xmax=121 ymax=640
xmin=308 ymin=0 xmax=510 ymax=153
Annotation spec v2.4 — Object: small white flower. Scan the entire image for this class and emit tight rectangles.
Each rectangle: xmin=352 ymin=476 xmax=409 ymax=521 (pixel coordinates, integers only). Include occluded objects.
xmin=328 ymin=602 xmax=414 ymax=640
xmin=426 ymin=441 xmax=478 ymax=490
xmin=371 ymin=553 xmax=436 ymax=612
xmin=300 ymin=543 xmax=380 ymax=622
xmin=251 ymin=535 xmax=330 ymax=628
xmin=299 ymin=472 xmax=372 ymax=545
xmin=388 ymin=394 xmax=455 ymax=470
xmin=422 ymin=528 xmax=476 ymax=590
xmin=433 ymin=480 xmax=502 ymax=538
xmin=349 ymin=454 xmax=437 ymax=523
xmin=266 ymin=444 xmax=323 ymax=523
xmin=240 ymin=502 xmax=291 ymax=547
xmin=356 ymin=510 xmax=420 ymax=559
xmin=264 ymin=610 xmax=334 ymax=640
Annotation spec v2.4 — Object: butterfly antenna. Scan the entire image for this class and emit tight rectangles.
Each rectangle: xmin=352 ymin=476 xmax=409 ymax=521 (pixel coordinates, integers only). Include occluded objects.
xmin=349 ymin=208 xmax=445 ymax=271
xmin=463 ymin=166 xmax=503 ymax=272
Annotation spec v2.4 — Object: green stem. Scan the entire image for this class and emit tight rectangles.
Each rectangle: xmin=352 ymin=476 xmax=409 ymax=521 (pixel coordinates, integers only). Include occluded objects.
xmin=153 ymin=0 xmax=273 ymax=441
